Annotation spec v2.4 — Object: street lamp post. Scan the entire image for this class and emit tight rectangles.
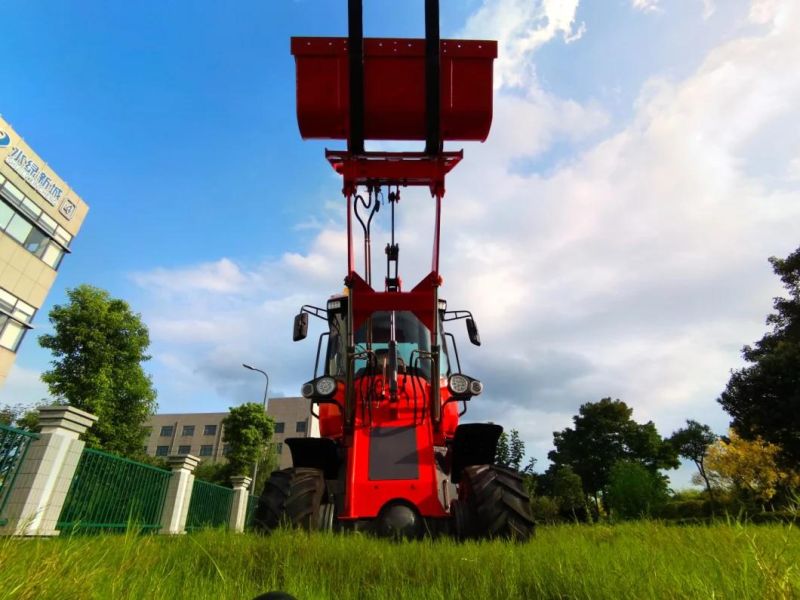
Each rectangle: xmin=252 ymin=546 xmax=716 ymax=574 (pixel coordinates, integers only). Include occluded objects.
xmin=242 ymin=363 xmax=270 ymax=489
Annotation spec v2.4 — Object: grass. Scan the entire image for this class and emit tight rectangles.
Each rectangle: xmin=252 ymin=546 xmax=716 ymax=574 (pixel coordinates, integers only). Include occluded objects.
xmin=0 ymin=522 xmax=798 ymax=599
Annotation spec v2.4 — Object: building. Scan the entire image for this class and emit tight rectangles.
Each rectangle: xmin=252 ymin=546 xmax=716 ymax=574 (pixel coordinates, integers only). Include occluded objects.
xmin=143 ymin=397 xmax=318 ymax=469
xmin=0 ymin=116 xmax=89 ymax=387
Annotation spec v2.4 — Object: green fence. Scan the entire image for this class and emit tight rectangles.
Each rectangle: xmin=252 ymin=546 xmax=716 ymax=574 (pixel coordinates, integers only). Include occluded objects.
xmin=57 ymin=448 xmax=171 ymax=533
xmin=185 ymin=479 xmax=234 ymax=531
xmin=245 ymin=494 xmax=259 ymax=529
xmin=0 ymin=423 xmax=39 ymax=526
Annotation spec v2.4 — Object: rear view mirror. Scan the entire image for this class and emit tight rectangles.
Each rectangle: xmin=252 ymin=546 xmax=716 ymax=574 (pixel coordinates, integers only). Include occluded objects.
xmin=466 ymin=317 xmax=481 ymax=346
xmin=293 ymin=312 xmax=309 ymax=341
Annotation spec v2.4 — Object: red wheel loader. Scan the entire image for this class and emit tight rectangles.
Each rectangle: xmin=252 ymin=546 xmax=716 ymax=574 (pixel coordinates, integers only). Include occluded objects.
xmin=253 ymin=0 xmax=534 ymax=539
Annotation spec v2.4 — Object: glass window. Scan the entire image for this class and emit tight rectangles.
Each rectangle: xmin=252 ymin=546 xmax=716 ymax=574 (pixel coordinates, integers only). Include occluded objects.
xmin=55 ymin=226 xmax=72 ymax=246
xmin=274 ymin=422 xmax=285 ymax=434
xmin=156 ymin=446 xmax=169 ymax=457
xmin=24 ymin=228 xmax=48 ymax=256
xmin=199 ymin=445 xmax=213 ymax=456
xmin=203 ymin=424 xmax=217 ymax=436
xmin=39 ymin=213 xmax=57 ymax=234
xmin=20 ymin=197 xmax=41 ymax=220
xmin=0 ymin=289 xmax=16 ymax=314
xmin=160 ymin=425 xmax=174 ymax=437
xmin=41 ymin=242 xmax=63 ymax=269
xmin=177 ymin=445 xmax=191 ymax=454
xmin=0 ymin=202 xmax=14 ymax=229
xmin=12 ymin=301 xmax=35 ymax=323
xmin=296 ymin=421 xmax=307 ymax=433
xmin=0 ymin=320 xmax=25 ymax=351
xmin=2 ymin=182 xmax=24 ymax=203
xmin=275 ymin=442 xmax=283 ymax=454
xmin=182 ymin=425 xmax=195 ymax=437
xmin=5 ymin=214 xmax=33 ymax=244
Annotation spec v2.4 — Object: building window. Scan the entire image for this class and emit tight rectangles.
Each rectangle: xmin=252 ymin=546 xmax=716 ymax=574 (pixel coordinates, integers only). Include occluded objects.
xmin=182 ymin=425 xmax=195 ymax=437
xmin=296 ymin=421 xmax=307 ymax=433
xmin=203 ymin=424 xmax=217 ymax=436
xmin=0 ymin=316 xmax=27 ymax=352
xmin=160 ymin=425 xmax=174 ymax=437
xmin=275 ymin=443 xmax=283 ymax=454
xmin=222 ymin=444 xmax=231 ymax=456
xmin=177 ymin=445 xmax=191 ymax=455
xmin=0 ymin=184 xmax=71 ymax=270
xmin=199 ymin=445 xmax=213 ymax=457
xmin=274 ymin=422 xmax=285 ymax=434
xmin=156 ymin=446 xmax=169 ymax=457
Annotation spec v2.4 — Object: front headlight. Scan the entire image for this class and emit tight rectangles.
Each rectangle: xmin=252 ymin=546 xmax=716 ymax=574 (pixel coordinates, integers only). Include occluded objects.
xmin=448 ymin=374 xmax=470 ymax=395
xmin=469 ymin=379 xmax=483 ymax=396
xmin=301 ymin=382 xmax=315 ymax=398
xmin=314 ymin=376 xmax=337 ymax=397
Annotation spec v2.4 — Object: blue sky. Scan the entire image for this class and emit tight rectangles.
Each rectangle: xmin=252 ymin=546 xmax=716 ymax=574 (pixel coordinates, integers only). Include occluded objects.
xmin=2 ymin=0 xmax=799 ymax=486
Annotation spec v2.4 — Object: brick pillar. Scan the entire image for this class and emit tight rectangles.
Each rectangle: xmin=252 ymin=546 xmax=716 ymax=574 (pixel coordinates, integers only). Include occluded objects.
xmin=159 ymin=454 xmax=199 ymax=534
xmin=228 ymin=475 xmax=252 ymax=533
xmin=0 ymin=406 xmax=97 ymax=536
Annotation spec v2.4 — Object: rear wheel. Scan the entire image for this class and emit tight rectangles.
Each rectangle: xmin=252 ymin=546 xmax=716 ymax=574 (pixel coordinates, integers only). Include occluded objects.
xmin=459 ymin=464 xmax=535 ymax=541
xmin=253 ymin=467 xmax=326 ymax=532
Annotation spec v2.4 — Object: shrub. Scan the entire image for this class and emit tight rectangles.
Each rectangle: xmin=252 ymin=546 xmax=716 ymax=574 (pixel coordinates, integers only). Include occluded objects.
xmin=606 ymin=461 xmax=669 ymax=519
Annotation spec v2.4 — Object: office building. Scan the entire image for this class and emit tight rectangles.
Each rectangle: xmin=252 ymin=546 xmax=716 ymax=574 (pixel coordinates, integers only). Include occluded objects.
xmin=0 ymin=116 xmax=89 ymax=386
xmin=143 ymin=397 xmax=318 ymax=469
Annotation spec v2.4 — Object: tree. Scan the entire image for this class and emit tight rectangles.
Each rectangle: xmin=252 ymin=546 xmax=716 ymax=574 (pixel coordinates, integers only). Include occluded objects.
xmin=551 ymin=465 xmax=588 ymax=520
xmin=548 ymin=398 xmax=678 ymax=510
xmin=605 ymin=461 xmax=669 ymax=520
xmin=0 ymin=402 xmax=47 ymax=430
xmin=704 ymin=430 xmax=800 ymax=509
xmin=221 ymin=402 xmax=275 ymax=478
xmin=495 ymin=431 xmax=510 ymax=467
xmin=669 ymin=420 xmax=717 ymax=501
xmin=509 ymin=429 xmax=525 ymax=471
xmin=718 ymin=246 xmax=800 ymax=465
xmin=38 ymin=285 xmax=157 ymax=457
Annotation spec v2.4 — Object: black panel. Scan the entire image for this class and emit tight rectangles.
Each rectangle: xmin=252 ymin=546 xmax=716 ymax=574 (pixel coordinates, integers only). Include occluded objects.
xmin=369 ymin=427 xmax=419 ymax=480
xmin=286 ymin=437 xmax=341 ymax=479
xmin=450 ymin=423 xmax=503 ymax=483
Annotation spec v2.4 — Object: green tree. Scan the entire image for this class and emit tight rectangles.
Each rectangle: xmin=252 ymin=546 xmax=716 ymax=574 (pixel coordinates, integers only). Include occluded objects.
xmin=495 ymin=431 xmax=510 ymax=466
xmin=221 ymin=402 xmax=275 ymax=477
xmin=605 ymin=461 xmax=669 ymax=519
xmin=549 ymin=398 xmax=678 ymax=510
xmin=38 ymin=285 xmax=157 ymax=457
xmin=551 ymin=465 xmax=587 ymax=520
xmin=669 ymin=420 xmax=717 ymax=502
xmin=718 ymin=246 xmax=800 ymax=465
xmin=509 ymin=429 xmax=525 ymax=471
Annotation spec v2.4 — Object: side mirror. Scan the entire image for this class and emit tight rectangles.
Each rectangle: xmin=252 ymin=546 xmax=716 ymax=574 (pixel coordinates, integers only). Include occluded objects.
xmin=293 ymin=312 xmax=309 ymax=341
xmin=466 ymin=317 xmax=481 ymax=346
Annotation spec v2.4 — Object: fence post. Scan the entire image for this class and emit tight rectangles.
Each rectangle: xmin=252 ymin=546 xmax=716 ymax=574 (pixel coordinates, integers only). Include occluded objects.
xmin=228 ymin=475 xmax=252 ymax=533
xmin=0 ymin=406 xmax=97 ymax=536
xmin=160 ymin=454 xmax=199 ymax=534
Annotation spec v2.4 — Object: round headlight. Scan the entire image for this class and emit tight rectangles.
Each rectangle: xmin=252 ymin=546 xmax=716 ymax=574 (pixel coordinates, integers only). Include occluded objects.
xmin=315 ymin=377 xmax=337 ymax=397
xmin=469 ymin=379 xmax=483 ymax=396
xmin=449 ymin=374 xmax=470 ymax=395
xmin=301 ymin=382 xmax=315 ymax=398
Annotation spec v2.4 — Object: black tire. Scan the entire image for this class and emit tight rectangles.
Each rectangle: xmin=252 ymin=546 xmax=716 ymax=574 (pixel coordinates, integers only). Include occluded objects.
xmin=460 ymin=464 xmax=535 ymax=540
xmin=253 ymin=467 xmax=325 ymax=532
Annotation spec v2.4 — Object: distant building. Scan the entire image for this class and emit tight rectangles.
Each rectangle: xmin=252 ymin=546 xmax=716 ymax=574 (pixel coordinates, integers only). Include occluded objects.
xmin=0 ymin=116 xmax=89 ymax=387
xmin=143 ymin=397 xmax=318 ymax=469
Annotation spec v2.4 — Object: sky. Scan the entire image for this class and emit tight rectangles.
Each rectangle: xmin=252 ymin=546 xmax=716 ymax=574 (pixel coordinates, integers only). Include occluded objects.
xmin=1 ymin=0 xmax=798 ymax=488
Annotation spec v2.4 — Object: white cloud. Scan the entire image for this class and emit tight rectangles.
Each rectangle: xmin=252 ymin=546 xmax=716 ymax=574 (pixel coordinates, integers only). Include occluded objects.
xmin=461 ymin=0 xmax=586 ymax=89
xmin=632 ymin=0 xmax=661 ymax=13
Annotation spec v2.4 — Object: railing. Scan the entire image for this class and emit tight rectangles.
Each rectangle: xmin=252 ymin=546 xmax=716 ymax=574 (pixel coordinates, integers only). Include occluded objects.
xmin=245 ymin=494 xmax=259 ymax=529
xmin=0 ymin=423 xmax=39 ymax=526
xmin=185 ymin=479 xmax=234 ymax=531
xmin=57 ymin=448 xmax=171 ymax=533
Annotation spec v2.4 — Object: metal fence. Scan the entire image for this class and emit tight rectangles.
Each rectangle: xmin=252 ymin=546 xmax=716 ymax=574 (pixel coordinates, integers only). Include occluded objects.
xmin=186 ymin=479 xmax=234 ymax=531
xmin=245 ymin=494 xmax=259 ymax=529
xmin=57 ymin=448 xmax=171 ymax=533
xmin=0 ymin=423 xmax=39 ymax=526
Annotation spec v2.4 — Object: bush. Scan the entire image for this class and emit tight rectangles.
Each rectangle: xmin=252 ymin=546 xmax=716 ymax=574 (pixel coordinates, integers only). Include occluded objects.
xmin=530 ymin=496 xmax=560 ymax=524
xmin=606 ymin=461 xmax=669 ymax=520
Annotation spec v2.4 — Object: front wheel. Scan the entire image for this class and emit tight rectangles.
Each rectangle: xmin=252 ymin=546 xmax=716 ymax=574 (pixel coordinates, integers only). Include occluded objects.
xmin=458 ymin=464 xmax=535 ymax=541
xmin=252 ymin=467 xmax=326 ymax=532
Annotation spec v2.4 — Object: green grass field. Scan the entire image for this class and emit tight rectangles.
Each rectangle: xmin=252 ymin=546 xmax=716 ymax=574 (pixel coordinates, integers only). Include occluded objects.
xmin=1 ymin=522 xmax=798 ymax=599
